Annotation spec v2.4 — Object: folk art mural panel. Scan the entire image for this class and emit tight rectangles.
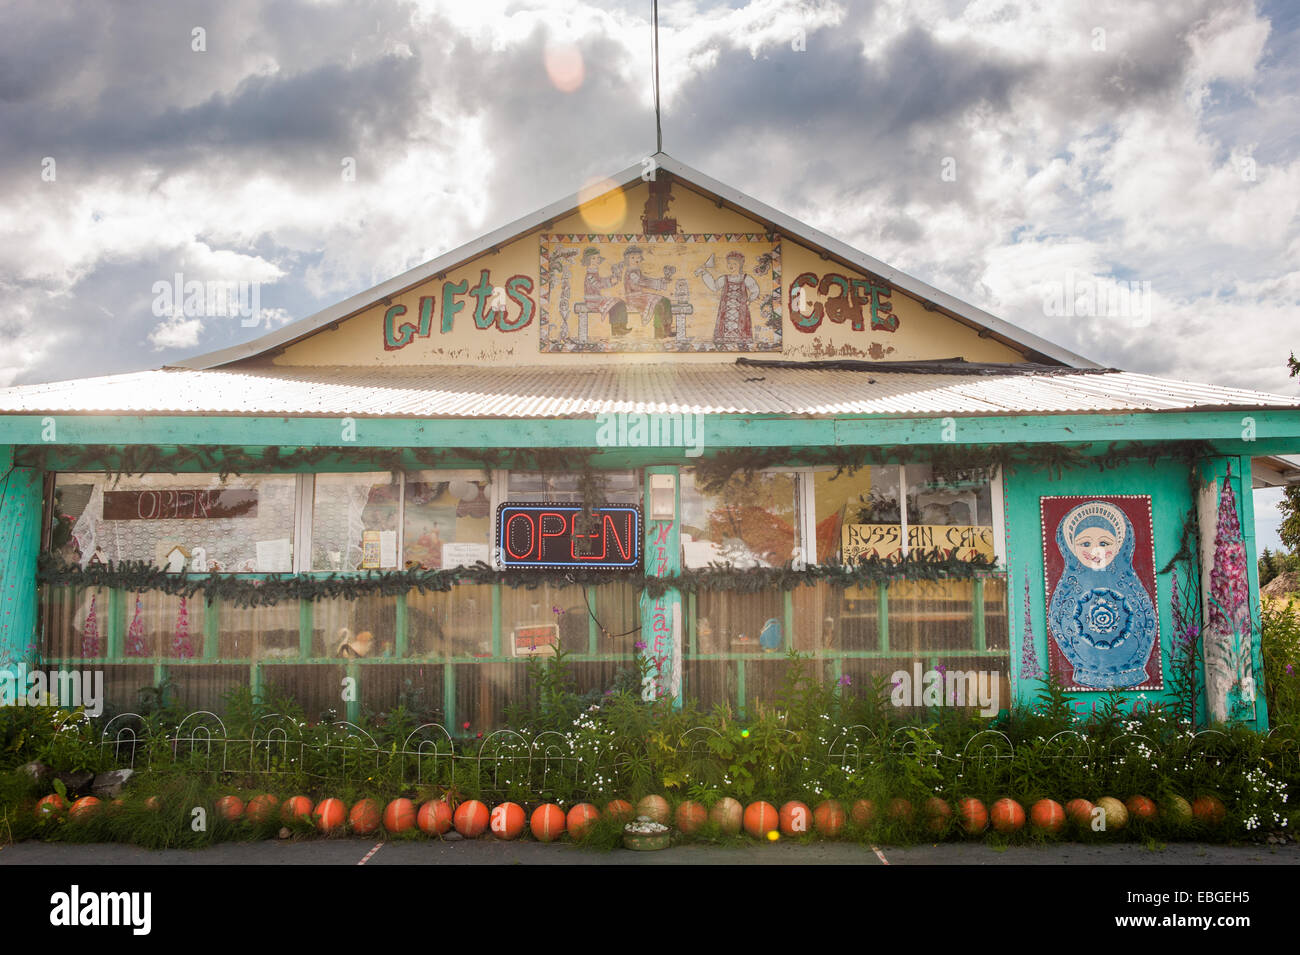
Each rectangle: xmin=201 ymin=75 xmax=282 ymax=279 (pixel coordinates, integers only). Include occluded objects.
xmin=1040 ymin=495 xmax=1162 ymax=692
xmin=538 ymin=234 xmax=782 ymax=352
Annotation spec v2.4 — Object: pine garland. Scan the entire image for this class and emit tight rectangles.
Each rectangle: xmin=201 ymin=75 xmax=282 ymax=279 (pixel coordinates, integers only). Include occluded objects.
xmin=37 ymin=551 xmax=1000 ymax=608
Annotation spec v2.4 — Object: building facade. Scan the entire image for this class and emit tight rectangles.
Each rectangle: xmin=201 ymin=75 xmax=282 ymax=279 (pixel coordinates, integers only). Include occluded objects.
xmin=1 ymin=154 xmax=1297 ymax=731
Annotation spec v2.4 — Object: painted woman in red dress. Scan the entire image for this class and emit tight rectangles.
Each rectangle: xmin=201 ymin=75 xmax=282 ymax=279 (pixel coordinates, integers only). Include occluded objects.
xmin=697 ymin=251 xmax=759 ymax=344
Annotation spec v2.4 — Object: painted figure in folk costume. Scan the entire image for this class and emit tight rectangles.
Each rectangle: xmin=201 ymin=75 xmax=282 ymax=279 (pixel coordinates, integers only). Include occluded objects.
xmin=696 ymin=250 xmax=759 ymax=343
xmin=1203 ymin=469 xmax=1255 ymax=723
xmin=581 ymin=247 xmax=629 ymax=337
xmin=1048 ymin=501 xmax=1157 ymax=688
xmin=621 ymin=246 xmax=675 ymax=338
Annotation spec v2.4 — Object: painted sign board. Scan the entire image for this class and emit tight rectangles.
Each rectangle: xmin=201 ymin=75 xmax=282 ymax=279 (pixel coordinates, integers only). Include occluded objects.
xmin=842 ymin=523 xmax=995 ymax=562
xmin=496 ymin=503 xmax=642 ymax=570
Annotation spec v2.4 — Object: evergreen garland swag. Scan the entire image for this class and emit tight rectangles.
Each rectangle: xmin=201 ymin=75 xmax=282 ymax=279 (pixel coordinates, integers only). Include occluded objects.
xmin=37 ymin=551 xmax=999 ymax=608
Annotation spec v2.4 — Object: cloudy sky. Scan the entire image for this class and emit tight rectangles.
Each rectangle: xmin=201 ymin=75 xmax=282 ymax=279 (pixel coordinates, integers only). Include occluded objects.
xmin=2 ymin=0 xmax=1296 ymax=543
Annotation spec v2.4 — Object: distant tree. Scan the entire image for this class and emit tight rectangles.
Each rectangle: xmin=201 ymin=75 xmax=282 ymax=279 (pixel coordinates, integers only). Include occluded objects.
xmin=1279 ymin=353 xmax=1300 ymax=553
xmin=1260 ymin=547 xmax=1277 ymax=588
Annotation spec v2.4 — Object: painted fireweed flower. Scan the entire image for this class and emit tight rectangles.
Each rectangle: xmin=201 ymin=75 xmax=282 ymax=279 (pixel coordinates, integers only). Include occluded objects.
xmin=838 ymin=675 xmax=852 ymax=687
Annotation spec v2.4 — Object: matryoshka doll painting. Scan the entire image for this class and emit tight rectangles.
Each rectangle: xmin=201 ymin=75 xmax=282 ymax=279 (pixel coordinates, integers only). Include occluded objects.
xmin=1041 ymin=496 xmax=1161 ymax=691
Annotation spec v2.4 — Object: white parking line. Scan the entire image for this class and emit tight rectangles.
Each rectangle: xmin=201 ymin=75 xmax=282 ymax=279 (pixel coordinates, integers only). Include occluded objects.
xmin=870 ymin=844 xmax=890 ymax=865
xmin=357 ymin=841 xmax=385 ymax=865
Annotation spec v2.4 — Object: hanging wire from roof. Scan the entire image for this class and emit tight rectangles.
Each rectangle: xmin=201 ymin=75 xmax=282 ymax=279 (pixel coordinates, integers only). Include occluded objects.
xmin=653 ymin=0 xmax=663 ymax=153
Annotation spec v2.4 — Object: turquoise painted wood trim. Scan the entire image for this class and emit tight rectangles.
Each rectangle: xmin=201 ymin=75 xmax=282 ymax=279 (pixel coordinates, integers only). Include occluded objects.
xmin=877 ymin=585 xmax=889 ymax=652
xmin=783 ymin=591 xmax=795 ymax=651
xmin=973 ymin=578 xmax=986 ymax=652
xmin=154 ymin=663 xmax=167 ymax=700
xmin=1003 ymin=455 xmax=1195 ymax=718
xmin=443 ymin=663 xmax=456 ymax=731
xmin=641 ymin=466 xmax=682 ymax=707
xmin=4 ymin=409 xmax=1298 ymax=450
xmin=250 ymin=662 xmax=262 ymax=700
xmin=736 ymin=658 xmax=746 ymax=718
xmin=0 ymin=458 xmax=42 ymax=668
xmin=298 ymin=601 xmax=313 ymax=657
xmin=586 ymin=586 xmax=598 ymax=654
xmin=395 ymin=593 xmax=409 ymax=658
xmin=203 ymin=599 xmax=219 ymax=661
xmin=107 ymin=590 xmax=124 ymax=658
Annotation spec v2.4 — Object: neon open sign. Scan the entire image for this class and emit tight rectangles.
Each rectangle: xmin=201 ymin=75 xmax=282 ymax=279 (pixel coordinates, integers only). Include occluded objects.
xmin=496 ymin=503 xmax=642 ymax=570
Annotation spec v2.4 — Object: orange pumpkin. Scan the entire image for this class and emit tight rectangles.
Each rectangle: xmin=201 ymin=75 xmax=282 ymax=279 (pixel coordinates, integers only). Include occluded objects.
xmin=215 ymin=795 xmax=245 ymax=822
xmin=813 ymin=800 xmax=846 ymax=837
xmin=530 ymin=804 xmax=567 ymax=842
xmin=453 ymin=799 xmax=490 ymax=837
xmin=636 ymin=795 xmax=671 ymax=825
xmin=743 ymin=801 xmax=778 ymax=839
xmin=490 ymin=802 xmax=525 ymax=840
xmin=887 ymin=798 xmax=914 ymax=824
xmin=957 ymin=798 xmax=987 ymax=835
xmin=70 ymin=796 xmax=102 ymax=821
xmin=709 ymin=797 xmax=743 ymax=835
xmin=144 ymin=795 xmax=163 ymax=812
xmin=850 ymin=799 xmax=876 ymax=827
xmin=313 ymin=797 xmax=346 ymax=832
xmin=779 ymin=800 xmax=811 ymax=836
xmin=675 ymin=801 xmax=708 ymax=835
xmin=566 ymin=803 xmax=600 ymax=840
xmin=384 ymin=798 xmax=417 ymax=833
xmin=604 ymin=799 xmax=634 ymax=823
xmin=1064 ymin=798 xmax=1094 ymax=827
xmin=35 ymin=794 xmax=67 ymax=818
xmin=990 ymin=798 xmax=1025 ymax=833
xmin=281 ymin=795 xmax=314 ymax=823
xmin=246 ymin=794 xmax=279 ymax=825
xmin=1126 ymin=795 xmax=1158 ymax=823
xmin=349 ymin=798 xmax=382 ymax=835
xmin=1191 ymin=795 xmax=1226 ymax=826
xmin=923 ymin=797 xmax=952 ymax=834
xmin=1030 ymin=799 xmax=1065 ymax=833
xmin=417 ymin=799 xmax=453 ymax=835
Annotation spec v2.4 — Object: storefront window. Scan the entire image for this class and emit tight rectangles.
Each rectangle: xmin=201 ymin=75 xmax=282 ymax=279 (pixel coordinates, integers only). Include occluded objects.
xmin=52 ymin=472 xmax=296 ymax=572
xmin=680 ymin=469 xmax=799 ymax=568
xmin=506 ymin=470 xmax=641 ymax=504
xmin=403 ymin=470 xmax=492 ymax=569
xmin=311 ymin=473 xmax=399 ymax=571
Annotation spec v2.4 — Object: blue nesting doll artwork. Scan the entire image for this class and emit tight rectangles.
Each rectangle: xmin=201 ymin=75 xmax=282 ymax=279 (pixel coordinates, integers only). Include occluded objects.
xmin=1041 ymin=496 xmax=1161 ymax=691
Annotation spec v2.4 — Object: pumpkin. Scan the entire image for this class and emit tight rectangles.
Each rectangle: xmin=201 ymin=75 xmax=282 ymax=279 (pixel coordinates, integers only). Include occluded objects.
xmin=923 ymin=797 xmax=952 ymax=834
xmin=349 ymin=798 xmax=382 ymax=835
xmin=1191 ymin=795 xmax=1226 ymax=826
xmin=489 ymin=802 xmax=525 ymax=840
xmin=567 ymin=803 xmax=600 ymax=839
xmin=246 ymin=794 xmax=279 ymax=825
xmin=215 ymin=795 xmax=245 ymax=822
xmin=1064 ymin=798 xmax=1094 ymax=827
xmin=530 ymin=804 xmax=566 ymax=842
xmin=1126 ymin=795 xmax=1158 ymax=823
xmin=1164 ymin=795 xmax=1194 ymax=826
xmin=636 ymin=795 xmax=671 ymax=825
xmin=453 ymin=799 xmax=490 ymax=837
xmin=1094 ymin=796 xmax=1128 ymax=831
xmin=313 ymin=797 xmax=346 ymax=832
xmin=70 ymin=796 xmax=102 ymax=821
xmin=35 ymin=794 xmax=67 ymax=818
xmin=281 ymin=795 xmax=314 ymax=823
xmin=743 ymin=801 xmax=778 ymax=839
xmin=418 ymin=799 xmax=454 ymax=835
xmin=604 ymin=799 xmax=634 ymax=823
xmin=813 ymin=800 xmax=846 ymax=837
xmin=1029 ymin=799 xmax=1065 ymax=833
xmin=957 ymin=798 xmax=987 ymax=835
xmin=384 ymin=798 xmax=418 ymax=833
xmin=850 ymin=799 xmax=876 ymax=827
xmin=675 ymin=801 xmax=708 ymax=835
xmin=887 ymin=798 xmax=914 ymax=824
xmin=779 ymin=801 xmax=811 ymax=836
xmin=990 ymin=798 xmax=1025 ymax=833
xmin=709 ymin=797 xmax=743 ymax=835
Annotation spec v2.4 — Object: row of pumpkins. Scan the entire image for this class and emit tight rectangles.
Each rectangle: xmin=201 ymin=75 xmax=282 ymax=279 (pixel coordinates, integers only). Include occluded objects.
xmin=34 ymin=790 xmax=1230 ymax=840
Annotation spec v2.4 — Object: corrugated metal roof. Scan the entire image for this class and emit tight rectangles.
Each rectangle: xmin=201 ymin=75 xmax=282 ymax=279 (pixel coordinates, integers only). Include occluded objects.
xmin=0 ymin=364 xmax=1296 ymax=418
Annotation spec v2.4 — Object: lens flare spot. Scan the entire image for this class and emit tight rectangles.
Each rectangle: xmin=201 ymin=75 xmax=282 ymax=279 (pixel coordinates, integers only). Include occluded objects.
xmin=577 ymin=178 xmax=626 ymax=232
xmin=545 ymin=42 xmax=584 ymax=92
